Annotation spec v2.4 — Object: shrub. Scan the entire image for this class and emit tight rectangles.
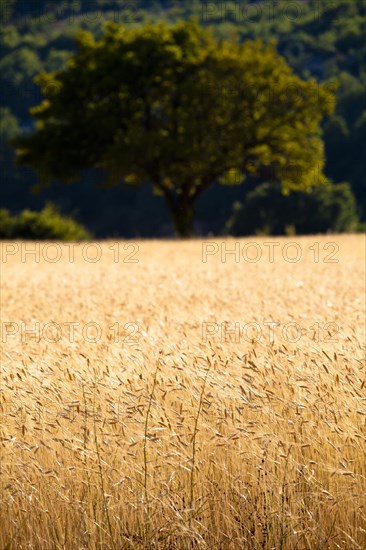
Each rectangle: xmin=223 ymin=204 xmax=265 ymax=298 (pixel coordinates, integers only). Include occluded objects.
xmin=0 ymin=209 xmax=17 ymax=238
xmin=227 ymin=182 xmax=359 ymax=236
xmin=0 ymin=204 xmax=91 ymax=240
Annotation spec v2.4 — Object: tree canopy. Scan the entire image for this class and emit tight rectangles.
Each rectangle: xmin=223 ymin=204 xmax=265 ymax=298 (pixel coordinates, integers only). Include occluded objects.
xmin=13 ymin=19 xmax=334 ymax=236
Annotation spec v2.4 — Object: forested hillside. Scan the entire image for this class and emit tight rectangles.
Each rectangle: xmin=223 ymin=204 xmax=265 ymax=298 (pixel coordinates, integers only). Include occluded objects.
xmin=1 ymin=0 xmax=365 ymax=236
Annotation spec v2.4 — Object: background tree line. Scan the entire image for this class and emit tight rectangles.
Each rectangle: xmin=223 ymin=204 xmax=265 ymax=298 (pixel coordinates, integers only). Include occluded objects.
xmin=1 ymin=0 xmax=365 ymax=237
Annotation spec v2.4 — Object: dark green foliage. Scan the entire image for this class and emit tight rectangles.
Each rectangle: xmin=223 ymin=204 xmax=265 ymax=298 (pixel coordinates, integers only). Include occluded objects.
xmin=0 ymin=0 xmax=365 ymax=235
xmin=0 ymin=208 xmax=17 ymax=238
xmin=227 ymin=182 xmax=359 ymax=236
xmin=0 ymin=204 xmax=92 ymax=240
xmin=323 ymin=72 xmax=366 ymax=218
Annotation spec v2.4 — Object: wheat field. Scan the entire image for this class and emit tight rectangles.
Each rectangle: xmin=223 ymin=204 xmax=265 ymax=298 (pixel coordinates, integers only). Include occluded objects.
xmin=1 ymin=235 xmax=365 ymax=549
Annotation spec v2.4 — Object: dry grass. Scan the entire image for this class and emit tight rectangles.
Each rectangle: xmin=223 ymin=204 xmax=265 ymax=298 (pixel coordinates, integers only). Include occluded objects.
xmin=0 ymin=235 xmax=365 ymax=549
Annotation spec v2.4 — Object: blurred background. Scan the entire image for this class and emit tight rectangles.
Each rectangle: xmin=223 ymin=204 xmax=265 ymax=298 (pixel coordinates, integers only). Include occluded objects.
xmin=1 ymin=0 xmax=365 ymax=238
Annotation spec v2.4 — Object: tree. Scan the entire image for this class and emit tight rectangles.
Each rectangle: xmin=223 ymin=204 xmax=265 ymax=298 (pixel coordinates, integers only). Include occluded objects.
xmin=13 ymin=19 xmax=334 ymax=237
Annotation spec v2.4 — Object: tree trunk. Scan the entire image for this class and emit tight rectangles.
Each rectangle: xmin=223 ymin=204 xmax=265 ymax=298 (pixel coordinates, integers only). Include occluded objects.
xmin=157 ymin=181 xmax=196 ymax=238
xmin=170 ymin=202 xmax=195 ymax=238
